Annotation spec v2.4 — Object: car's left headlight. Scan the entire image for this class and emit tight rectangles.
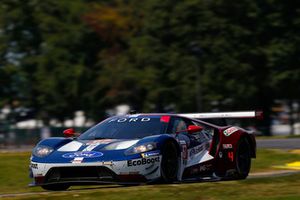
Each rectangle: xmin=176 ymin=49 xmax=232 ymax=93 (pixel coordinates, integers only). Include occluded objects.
xmin=32 ymin=145 xmax=53 ymax=157
xmin=125 ymin=142 xmax=156 ymax=155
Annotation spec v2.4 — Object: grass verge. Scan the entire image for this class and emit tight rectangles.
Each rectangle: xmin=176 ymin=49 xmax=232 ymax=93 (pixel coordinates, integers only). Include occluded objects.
xmin=0 ymin=148 xmax=300 ymax=199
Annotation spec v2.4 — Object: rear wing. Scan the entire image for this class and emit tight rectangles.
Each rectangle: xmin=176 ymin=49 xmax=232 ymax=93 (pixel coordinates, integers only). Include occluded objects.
xmin=179 ymin=111 xmax=263 ymax=120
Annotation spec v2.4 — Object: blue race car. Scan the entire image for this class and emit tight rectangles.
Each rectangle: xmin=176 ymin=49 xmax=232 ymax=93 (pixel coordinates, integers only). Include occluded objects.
xmin=30 ymin=111 xmax=259 ymax=190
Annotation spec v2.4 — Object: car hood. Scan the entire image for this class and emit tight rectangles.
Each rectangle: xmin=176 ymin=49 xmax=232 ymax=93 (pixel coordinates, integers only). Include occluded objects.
xmin=32 ymin=138 xmax=140 ymax=163
xmin=57 ymin=139 xmax=139 ymax=152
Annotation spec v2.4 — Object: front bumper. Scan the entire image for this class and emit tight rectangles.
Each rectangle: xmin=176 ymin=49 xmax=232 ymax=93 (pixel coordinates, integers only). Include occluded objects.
xmin=29 ymin=156 xmax=161 ymax=186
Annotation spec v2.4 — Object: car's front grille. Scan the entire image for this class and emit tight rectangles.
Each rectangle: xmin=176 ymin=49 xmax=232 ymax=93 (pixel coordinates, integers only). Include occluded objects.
xmin=45 ymin=166 xmax=117 ymax=183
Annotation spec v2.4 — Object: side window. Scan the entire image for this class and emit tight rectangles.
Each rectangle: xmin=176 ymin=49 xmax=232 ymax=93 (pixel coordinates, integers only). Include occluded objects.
xmin=168 ymin=117 xmax=192 ymax=134
xmin=192 ymin=121 xmax=213 ymax=140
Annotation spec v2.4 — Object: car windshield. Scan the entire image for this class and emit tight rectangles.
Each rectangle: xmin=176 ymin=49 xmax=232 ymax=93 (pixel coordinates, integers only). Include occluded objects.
xmin=78 ymin=116 xmax=164 ymax=140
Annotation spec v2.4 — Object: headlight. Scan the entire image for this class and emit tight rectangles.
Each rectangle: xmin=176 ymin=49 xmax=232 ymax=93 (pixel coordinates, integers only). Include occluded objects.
xmin=32 ymin=145 xmax=53 ymax=157
xmin=125 ymin=142 xmax=156 ymax=155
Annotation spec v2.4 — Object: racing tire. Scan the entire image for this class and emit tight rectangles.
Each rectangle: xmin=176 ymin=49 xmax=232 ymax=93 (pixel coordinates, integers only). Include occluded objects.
xmin=234 ymin=138 xmax=251 ymax=179
xmin=160 ymin=141 xmax=179 ymax=183
xmin=41 ymin=184 xmax=70 ymax=191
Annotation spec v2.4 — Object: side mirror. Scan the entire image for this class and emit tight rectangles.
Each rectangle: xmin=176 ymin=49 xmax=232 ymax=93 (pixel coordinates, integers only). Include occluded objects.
xmin=187 ymin=125 xmax=203 ymax=134
xmin=63 ymin=128 xmax=75 ymax=137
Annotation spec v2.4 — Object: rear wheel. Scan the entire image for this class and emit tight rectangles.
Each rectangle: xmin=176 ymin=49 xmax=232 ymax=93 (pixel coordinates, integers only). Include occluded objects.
xmin=234 ymin=138 xmax=251 ymax=179
xmin=41 ymin=184 xmax=70 ymax=191
xmin=160 ymin=141 xmax=179 ymax=183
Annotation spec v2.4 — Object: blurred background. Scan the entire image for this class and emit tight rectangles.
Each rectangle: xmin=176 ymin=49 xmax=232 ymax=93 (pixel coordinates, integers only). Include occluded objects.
xmin=1 ymin=0 xmax=300 ymax=148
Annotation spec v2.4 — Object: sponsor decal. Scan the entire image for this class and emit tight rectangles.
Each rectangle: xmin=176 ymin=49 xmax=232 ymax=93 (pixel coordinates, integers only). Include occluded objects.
xmin=179 ymin=140 xmax=188 ymax=164
xmin=127 ymin=157 xmax=160 ymax=167
xmin=199 ymin=164 xmax=213 ymax=172
xmin=223 ymin=127 xmax=239 ymax=136
xmin=141 ymin=150 xmax=160 ymax=158
xmin=189 ymin=164 xmax=213 ymax=175
xmin=62 ymin=151 xmax=103 ymax=159
xmin=182 ymin=144 xmax=188 ymax=160
xmin=108 ymin=117 xmax=151 ymax=123
xmin=30 ymin=163 xmax=38 ymax=169
xmin=222 ymin=144 xmax=233 ymax=149
xmin=102 ymin=161 xmax=114 ymax=166
xmin=219 ymin=151 xmax=223 ymax=158
xmin=189 ymin=144 xmax=205 ymax=157
xmin=72 ymin=157 xmax=84 ymax=164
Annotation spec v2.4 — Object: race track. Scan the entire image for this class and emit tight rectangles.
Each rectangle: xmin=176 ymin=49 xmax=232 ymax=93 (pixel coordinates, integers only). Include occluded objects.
xmin=257 ymin=138 xmax=300 ymax=149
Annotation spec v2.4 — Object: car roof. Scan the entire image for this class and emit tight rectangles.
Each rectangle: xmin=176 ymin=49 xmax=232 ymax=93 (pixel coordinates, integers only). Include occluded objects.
xmin=119 ymin=113 xmax=221 ymax=128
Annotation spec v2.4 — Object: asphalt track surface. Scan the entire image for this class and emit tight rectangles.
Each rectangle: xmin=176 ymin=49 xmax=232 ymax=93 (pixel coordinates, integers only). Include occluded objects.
xmin=256 ymin=138 xmax=300 ymax=149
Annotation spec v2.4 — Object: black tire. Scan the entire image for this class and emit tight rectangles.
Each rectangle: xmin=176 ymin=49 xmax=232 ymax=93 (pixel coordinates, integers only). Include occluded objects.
xmin=160 ymin=141 xmax=179 ymax=183
xmin=41 ymin=184 xmax=70 ymax=191
xmin=235 ymin=138 xmax=251 ymax=179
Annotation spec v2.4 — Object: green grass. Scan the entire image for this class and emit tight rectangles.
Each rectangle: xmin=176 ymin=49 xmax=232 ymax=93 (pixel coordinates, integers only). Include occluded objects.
xmin=0 ymin=149 xmax=300 ymax=199
xmin=251 ymin=149 xmax=300 ymax=172
xmin=0 ymin=152 xmax=43 ymax=194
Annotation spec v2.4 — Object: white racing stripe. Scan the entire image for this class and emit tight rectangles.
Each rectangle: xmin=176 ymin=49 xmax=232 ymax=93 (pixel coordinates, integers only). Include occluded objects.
xmin=57 ymin=141 xmax=83 ymax=152
xmin=82 ymin=143 xmax=100 ymax=152
xmin=198 ymin=151 xmax=214 ymax=163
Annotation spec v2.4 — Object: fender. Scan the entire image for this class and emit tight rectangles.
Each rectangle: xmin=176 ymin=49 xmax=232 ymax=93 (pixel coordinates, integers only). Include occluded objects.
xmin=214 ymin=126 xmax=252 ymax=176
xmin=221 ymin=127 xmax=256 ymax=158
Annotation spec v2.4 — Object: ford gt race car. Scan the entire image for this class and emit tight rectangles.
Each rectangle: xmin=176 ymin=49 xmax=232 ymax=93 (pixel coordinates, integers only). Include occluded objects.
xmin=29 ymin=111 xmax=261 ymax=191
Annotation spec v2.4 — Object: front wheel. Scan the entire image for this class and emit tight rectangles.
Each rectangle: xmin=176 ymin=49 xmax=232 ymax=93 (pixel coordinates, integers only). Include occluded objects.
xmin=41 ymin=184 xmax=70 ymax=191
xmin=234 ymin=138 xmax=251 ymax=179
xmin=160 ymin=141 xmax=179 ymax=183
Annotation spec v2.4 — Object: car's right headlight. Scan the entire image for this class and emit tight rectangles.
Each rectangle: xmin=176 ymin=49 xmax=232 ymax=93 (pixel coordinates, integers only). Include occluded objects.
xmin=32 ymin=145 xmax=53 ymax=158
xmin=125 ymin=142 xmax=157 ymax=155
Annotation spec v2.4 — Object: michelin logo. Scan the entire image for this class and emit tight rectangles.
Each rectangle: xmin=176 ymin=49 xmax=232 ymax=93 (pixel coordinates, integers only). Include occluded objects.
xmin=141 ymin=150 xmax=160 ymax=158
xmin=127 ymin=157 xmax=160 ymax=167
